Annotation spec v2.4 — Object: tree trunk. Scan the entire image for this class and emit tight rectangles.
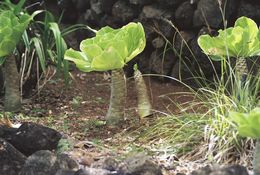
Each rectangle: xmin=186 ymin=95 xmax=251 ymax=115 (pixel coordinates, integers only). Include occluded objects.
xmin=254 ymin=140 xmax=260 ymax=175
xmin=4 ymin=54 xmax=21 ymax=112
xmin=106 ymin=68 xmax=126 ymax=126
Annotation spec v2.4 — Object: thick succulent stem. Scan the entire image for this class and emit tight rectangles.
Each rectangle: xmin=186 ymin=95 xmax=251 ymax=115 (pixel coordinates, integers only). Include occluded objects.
xmin=254 ymin=139 xmax=260 ymax=175
xmin=4 ymin=54 xmax=21 ymax=112
xmin=134 ymin=68 xmax=152 ymax=119
xmin=106 ymin=68 xmax=126 ymax=126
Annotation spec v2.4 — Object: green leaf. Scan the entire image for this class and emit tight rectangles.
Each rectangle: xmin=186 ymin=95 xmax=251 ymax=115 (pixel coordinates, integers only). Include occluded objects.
xmin=65 ymin=22 xmax=146 ymax=72
xmin=198 ymin=16 xmax=260 ymax=60
xmin=0 ymin=10 xmax=32 ymax=57
xmin=230 ymin=108 xmax=260 ymax=139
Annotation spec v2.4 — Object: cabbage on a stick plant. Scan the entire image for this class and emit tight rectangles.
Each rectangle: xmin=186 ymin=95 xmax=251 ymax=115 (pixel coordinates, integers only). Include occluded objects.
xmin=230 ymin=108 xmax=260 ymax=175
xmin=198 ymin=16 xmax=260 ymax=105
xmin=0 ymin=9 xmax=33 ymax=112
xmin=198 ymin=16 xmax=260 ymax=81
xmin=64 ymin=22 xmax=146 ymax=126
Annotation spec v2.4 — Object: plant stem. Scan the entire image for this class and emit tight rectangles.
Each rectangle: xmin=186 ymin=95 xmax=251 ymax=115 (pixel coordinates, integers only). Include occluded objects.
xmin=134 ymin=68 xmax=152 ymax=119
xmin=106 ymin=68 xmax=126 ymax=126
xmin=4 ymin=54 xmax=21 ymax=112
xmin=254 ymin=139 xmax=260 ymax=175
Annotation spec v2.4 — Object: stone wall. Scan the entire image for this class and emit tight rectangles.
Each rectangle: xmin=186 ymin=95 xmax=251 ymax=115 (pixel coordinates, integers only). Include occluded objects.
xmin=41 ymin=0 xmax=260 ymax=81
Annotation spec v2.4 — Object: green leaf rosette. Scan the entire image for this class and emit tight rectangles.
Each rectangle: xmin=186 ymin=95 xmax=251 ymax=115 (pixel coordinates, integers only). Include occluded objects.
xmin=64 ymin=22 xmax=146 ymax=72
xmin=198 ymin=16 xmax=260 ymax=61
xmin=0 ymin=10 xmax=31 ymax=57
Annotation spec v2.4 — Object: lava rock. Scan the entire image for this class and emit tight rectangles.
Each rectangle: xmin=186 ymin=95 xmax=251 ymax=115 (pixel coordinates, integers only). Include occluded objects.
xmin=7 ymin=122 xmax=62 ymax=156
xmin=193 ymin=0 xmax=236 ymax=28
xmin=129 ymin=0 xmax=154 ymax=6
xmin=20 ymin=150 xmax=79 ymax=175
xmin=0 ymin=138 xmax=26 ymax=175
xmin=140 ymin=5 xmax=165 ymax=19
xmin=72 ymin=0 xmax=90 ymax=13
xmin=112 ymin=0 xmax=138 ymax=23
xmin=175 ymin=1 xmax=195 ymax=29
xmin=0 ymin=125 xmax=18 ymax=140
xmin=91 ymin=157 xmax=119 ymax=171
xmin=237 ymin=0 xmax=260 ymax=24
xmin=155 ymin=0 xmax=185 ymax=7
xmin=117 ymin=153 xmax=163 ymax=175
xmin=190 ymin=165 xmax=249 ymax=175
xmin=150 ymin=49 xmax=177 ymax=77
xmin=152 ymin=37 xmax=165 ymax=49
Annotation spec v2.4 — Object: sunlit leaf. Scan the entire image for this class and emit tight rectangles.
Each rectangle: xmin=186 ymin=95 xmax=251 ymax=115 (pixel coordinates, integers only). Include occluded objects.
xmin=64 ymin=22 xmax=146 ymax=72
xmin=198 ymin=16 xmax=260 ymax=60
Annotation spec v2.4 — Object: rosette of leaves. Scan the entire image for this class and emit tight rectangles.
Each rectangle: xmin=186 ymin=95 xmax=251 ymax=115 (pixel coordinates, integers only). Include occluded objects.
xmin=0 ymin=10 xmax=31 ymax=57
xmin=230 ymin=108 xmax=260 ymax=175
xmin=65 ymin=22 xmax=146 ymax=126
xmin=198 ymin=16 xmax=260 ymax=61
xmin=0 ymin=9 xmax=32 ymax=112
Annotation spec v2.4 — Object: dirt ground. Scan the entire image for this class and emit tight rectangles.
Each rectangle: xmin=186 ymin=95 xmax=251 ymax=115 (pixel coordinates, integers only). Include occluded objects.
xmin=1 ymin=70 xmax=201 ymax=174
xmin=19 ymin=70 xmax=191 ymax=139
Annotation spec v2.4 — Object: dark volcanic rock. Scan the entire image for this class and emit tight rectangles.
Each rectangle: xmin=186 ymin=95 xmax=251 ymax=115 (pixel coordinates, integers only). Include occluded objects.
xmin=112 ymin=0 xmax=138 ymax=23
xmin=129 ymin=0 xmax=154 ymax=6
xmin=193 ymin=0 xmax=236 ymax=28
xmin=20 ymin=150 xmax=79 ymax=175
xmin=117 ymin=153 xmax=163 ymax=175
xmin=0 ymin=125 xmax=18 ymax=140
xmin=190 ymin=165 xmax=249 ymax=175
xmin=8 ymin=122 xmax=62 ymax=156
xmin=237 ymin=0 xmax=260 ymax=24
xmin=155 ymin=0 xmax=185 ymax=7
xmin=175 ymin=1 xmax=195 ymax=29
xmin=150 ymin=49 xmax=177 ymax=77
xmin=0 ymin=138 xmax=26 ymax=175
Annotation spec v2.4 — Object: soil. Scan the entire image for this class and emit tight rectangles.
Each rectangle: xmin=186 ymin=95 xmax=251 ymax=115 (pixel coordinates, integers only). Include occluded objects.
xmin=1 ymin=70 xmax=199 ymax=174
xmin=19 ymin=70 xmax=192 ymax=139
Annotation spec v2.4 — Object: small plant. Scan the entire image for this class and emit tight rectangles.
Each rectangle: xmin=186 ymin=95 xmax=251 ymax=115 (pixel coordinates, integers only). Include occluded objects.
xmin=0 ymin=1 xmax=39 ymax=112
xmin=65 ymin=22 xmax=146 ymax=126
xmin=133 ymin=64 xmax=152 ymax=119
xmin=230 ymin=108 xmax=260 ymax=175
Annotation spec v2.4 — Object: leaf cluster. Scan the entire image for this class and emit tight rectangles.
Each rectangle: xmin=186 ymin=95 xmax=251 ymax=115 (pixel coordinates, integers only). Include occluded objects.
xmin=198 ymin=17 xmax=260 ymax=60
xmin=0 ymin=10 xmax=31 ymax=57
xmin=65 ymin=22 xmax=146 ymax=72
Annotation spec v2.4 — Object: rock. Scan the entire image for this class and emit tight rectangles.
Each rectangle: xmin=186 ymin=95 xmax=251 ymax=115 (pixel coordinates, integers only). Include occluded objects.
xmin=112 ymin=0 xmax=138 ymax=23
xmin=190 ymin=165 xmax=249 ymax=175
xmin=140 ymin=5 xmax=165 ymax=19
xmin=237 ymin=0 xmax=260 ymax=24
xmin=0 ymin=138 xmax=26 ymax=175
xmin=7 ymin=122 xmax=62 ymax=156
xmin=118 ymin=153 xmax=163 ymax=175
xmin=72 ymin=0 xmax=90 ymax=13
xmin=91 ymin=157 xmax=119 ymax=171
xmin=129 ymin=0 xmax=154 ymax=6
xmin=20 ymin=150 xmax=79 ymax=175
xmin=155 ymin=0 xmax=185 ymax=7
xmin=78 ymin=167 xmax=115 ymax=175
xmin=0 ymin=125 xmax=18 ymax=140
xmin=175 ymin=1 xmax=195 ymax=29
xmin=152 ymin=37 xmax=165 ymax=49
xmin=55 ymin=169 xmax=76 ymax=175
xmin=98 ymin=0 xmax=118 ymax=14
xmin=150 ymin=49 xmax=177 ymax=77
xmin=193 ymin=0 xmax=236 ymax=28
xmin=20 ymin=150 xmax=57 ymax=175
xmin=173 ymin=30 xmax=195 ymax=59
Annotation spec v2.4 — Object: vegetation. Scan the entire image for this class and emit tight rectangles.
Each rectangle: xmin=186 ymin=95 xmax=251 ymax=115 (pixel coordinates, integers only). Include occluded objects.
xmin=64 ymin=22 xmax=146 ymax=126
xmin=0 ymin=1 xmax=260 ymax=173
